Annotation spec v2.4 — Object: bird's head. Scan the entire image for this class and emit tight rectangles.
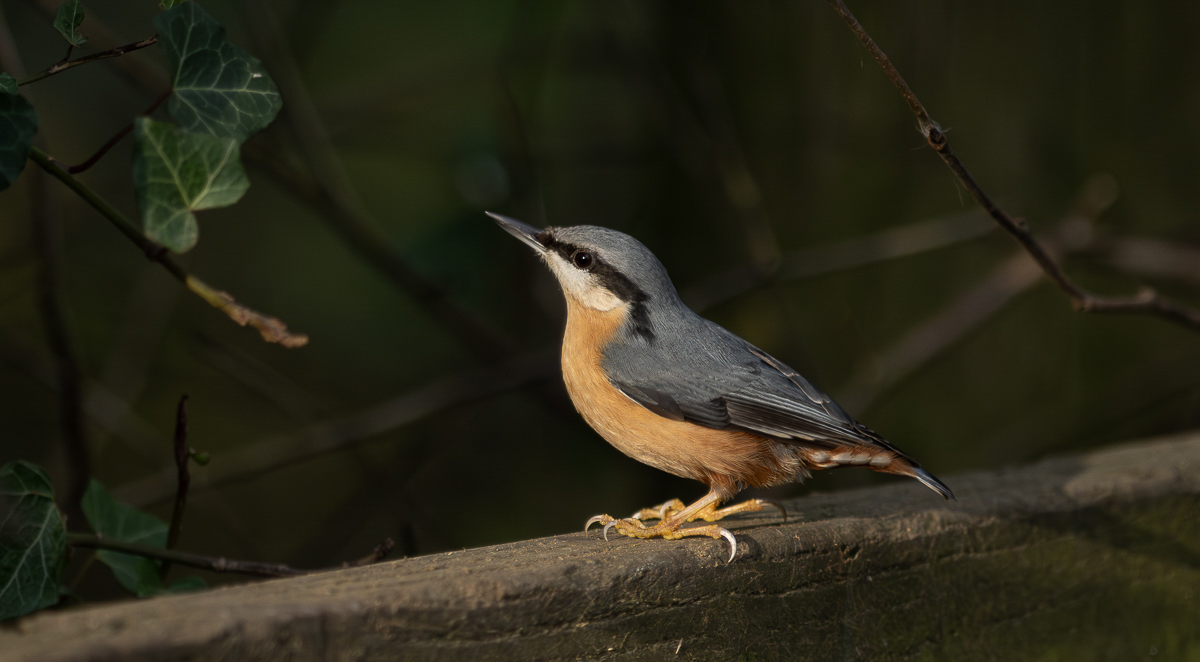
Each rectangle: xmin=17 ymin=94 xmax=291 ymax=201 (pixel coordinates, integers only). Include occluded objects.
xmin=489 ymin=213 xmax=678 ymax=334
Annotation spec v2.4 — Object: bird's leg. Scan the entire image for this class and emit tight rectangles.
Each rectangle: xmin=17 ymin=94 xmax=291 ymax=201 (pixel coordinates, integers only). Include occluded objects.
xmin=697 ymin=498 xmax=788 ymax=523
xmin=629 ymin=498 xmax=685 ymax=521
xmin=585 ymin=489 xmax=742 ymax=561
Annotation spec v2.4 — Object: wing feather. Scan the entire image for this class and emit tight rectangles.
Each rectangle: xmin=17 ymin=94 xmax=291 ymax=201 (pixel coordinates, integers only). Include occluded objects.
xmin=605 ymin=318 xmax=882 ymax=450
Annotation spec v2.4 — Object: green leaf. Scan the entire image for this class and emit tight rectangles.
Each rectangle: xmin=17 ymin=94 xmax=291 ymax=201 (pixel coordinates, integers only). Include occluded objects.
xmin=53 ymin=0 xmax=87 ymax=47
xmin=0 ymin=88 xmax=38 ymax=192
xmin=132 ymin=117 xmax=249 ymax=253
xmin=134 ymin=559 xmax=163 ymax=597
xmin=159 ymin=0 xmax=185 ymax=8
xmin=138 ymin=573 xmax=205 ymax=597
xmin=81 ymin=480 xmax=168 ymax=594
xmin=0 ymin=73 xmax=16 ymax=95
xmin=0 ymin=461 xmax=67 ymax=621
xmin=165 ymin=575 xmax=206 ymax=593
xmin=155 ymin=2 xmax=281 ymax=141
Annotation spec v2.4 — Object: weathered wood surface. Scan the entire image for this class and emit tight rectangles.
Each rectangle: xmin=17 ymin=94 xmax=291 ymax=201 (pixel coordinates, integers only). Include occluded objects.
xmin=4 ymin=432 xmax=1199 ymax=661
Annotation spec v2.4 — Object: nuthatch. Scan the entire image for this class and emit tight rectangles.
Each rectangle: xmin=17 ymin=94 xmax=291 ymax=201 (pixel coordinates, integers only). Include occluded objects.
xmin=489 ymin=213 xmax=954 ymax=561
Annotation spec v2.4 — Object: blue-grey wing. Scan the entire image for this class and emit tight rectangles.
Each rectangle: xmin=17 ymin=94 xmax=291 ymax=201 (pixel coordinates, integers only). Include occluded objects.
xmin=602 ymin=318 xmax=881 ymax=450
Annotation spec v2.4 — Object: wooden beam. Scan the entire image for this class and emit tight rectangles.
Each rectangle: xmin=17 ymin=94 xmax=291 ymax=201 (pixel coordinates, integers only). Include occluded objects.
xmin=5 ymin=432 xmax=1199 ymax=660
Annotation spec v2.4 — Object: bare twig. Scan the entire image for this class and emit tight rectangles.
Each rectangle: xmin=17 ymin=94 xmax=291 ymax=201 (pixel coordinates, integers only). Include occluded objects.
xmin=31 ymin=152 xmax=91 ymax=518
xmin=838 ymin=176 xmax=1121 ymax=413
xmin=0 ymin=3 xmax=23 ymax=80
xmin=1084 ymin=237 xmax=1200 ymax=288
xmin=32 ymin=0 xmax=170 ymax=91
xmin=60 ymin=89 xmax=172 ymax=174
xmin=26 ymin=148 xmax=309 ymax=348
xmin=17 ymin=36 xmax=158 ymax=87
xmin=616 ymin=9 xmax=781 ymax=272
xmin=343 ymin=538 xmax=395 ymax=568
xmin=161 ymin=395 xmax=190 ymax=580
xmin=0 ymin=4 xmax=92 ymax=518
xmin=115 ymin=348 xmax=558 ymax=507
xmin=823 ymin=0 xmax=1200 ymax=333
xmin=66 ymin=531 xmax=397 ymax=578
xmin=1 ymin=327 xmax=170 ymax=465
xmin=682 ymin=209 xmax=995 ymax=311
xmin=88 ymin=266 xmax=181 ymax=457
xmin=838 ymin=251 xmax=1044 ymax=414
xmin=66 ymin=533 xmax=307 ymax=578
xmin=242 ymin=0 xmax=513 ymax=360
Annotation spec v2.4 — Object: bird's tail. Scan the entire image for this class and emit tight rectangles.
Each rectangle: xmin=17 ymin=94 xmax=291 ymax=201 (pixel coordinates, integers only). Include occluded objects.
xmin=798 ymin=443 xmax=956 ymax=501
xmin=910 ymin=465 xmax=956 ymax=501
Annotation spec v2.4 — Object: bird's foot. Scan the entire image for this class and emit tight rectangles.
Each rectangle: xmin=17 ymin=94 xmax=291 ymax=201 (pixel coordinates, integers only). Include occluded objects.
xmin=585 ymin=514 xmax=738 ymax=562
xmin=583 ymin=489 xmax=784 ymax=562
xmin=626 ymin=497 xmax=787 ymax=523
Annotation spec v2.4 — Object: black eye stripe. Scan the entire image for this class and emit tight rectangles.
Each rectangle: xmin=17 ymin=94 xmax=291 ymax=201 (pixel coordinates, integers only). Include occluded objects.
xmin=537 ymin=231 xmax=654 ymax=338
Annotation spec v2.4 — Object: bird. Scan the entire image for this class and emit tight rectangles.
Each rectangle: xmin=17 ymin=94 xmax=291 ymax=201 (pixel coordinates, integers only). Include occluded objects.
xmin=488 ymin=212 xmax=954 ymax=561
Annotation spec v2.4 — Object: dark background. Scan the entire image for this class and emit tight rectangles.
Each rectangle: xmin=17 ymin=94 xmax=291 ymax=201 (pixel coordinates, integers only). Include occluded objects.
xmin=2 ymin=0 xmax=1198 ymax=599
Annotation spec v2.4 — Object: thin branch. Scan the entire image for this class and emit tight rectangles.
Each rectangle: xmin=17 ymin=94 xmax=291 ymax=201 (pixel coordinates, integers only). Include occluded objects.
xmin=838 ymin=176 xmax=1121 ymax=413
xmin=88 ymin=267 xmax=181 ymax=458
xmin=30 ymin=152 xmax=91 ymax=519
xmin=161 ymin=395 xmax=190 ymax=579
xmin=616 ymin=10 xmax=781 ymax=272
xmin=342 ymin=538 xmax=395 ymax=568
xmin=0 ymin=328 xmax=168 ymax=465
xmin=682 ymin=209 xmax=995 ymax=311
xmin=16 ymin=35 xmax=158 ymax=86
xmin=28 ymin=147 xmax=176 ymax=270
xmin=0 ymin=2 xmax=24 ymax=81
xmin=66 ymin=532 xmax=396 ymax=578
xmin=1084 ymin=237 xmax=1200 ymax=288
xmin=26 ymin=147 xmax=309 ymax=348
xmin=242 ymin=0 xmax=513 ymax=361
xmin=1 ymin=3 xmax=92 ymax=518
xmin=32 ymin=0 xmax=170 ymax=92
xmin=115 ymin=348 xmax=558 ymax=507
xmin=823 ymin=0 xmax=1200 ymax=333
xmin=838 ymin=251 xmax=1044 ymax=414
xmin=66 ymin=533 xmax=308 ymax=578
xmin=61 ymin=89 xmax=172 ymax=174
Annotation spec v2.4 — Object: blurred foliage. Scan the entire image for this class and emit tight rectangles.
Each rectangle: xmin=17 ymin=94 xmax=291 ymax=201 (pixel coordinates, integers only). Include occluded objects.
xmin=0 ymin=0 xmax=1198 ymax=607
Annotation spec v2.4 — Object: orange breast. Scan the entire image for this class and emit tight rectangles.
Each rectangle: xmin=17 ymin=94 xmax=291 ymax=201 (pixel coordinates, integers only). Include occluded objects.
xmin=560 ymin=299 xmax=801 ymax=496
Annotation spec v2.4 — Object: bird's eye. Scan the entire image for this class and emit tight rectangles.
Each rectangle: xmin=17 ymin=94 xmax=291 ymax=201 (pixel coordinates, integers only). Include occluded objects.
xmin=571 ymin=250 xmax=594 ymax=270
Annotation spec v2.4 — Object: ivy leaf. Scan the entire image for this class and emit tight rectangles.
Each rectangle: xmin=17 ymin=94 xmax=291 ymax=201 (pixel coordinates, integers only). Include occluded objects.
xmin=0 ymin=461 xmax=67 ymax=621
xmin=0 ymin=73 xmax=16 ymax=95
xmin=137 ymin=570 xmax=205 ymax=597
xmin=165 ymin=575 xmax=206 ymax=593
xmin=154 ymin=2 xmax=281 ymax=141
xmin=134 ymin=560 xmax=164 ymax=597
xmin=132 ymin=117 xmax=249 ymax=253
xmin=53 ymin=0 xmax=87 ymax=47
xmin=0 ymin=86 xmax=38 ymax=192
xmin=81 ymin=480 xmax=168 ymax=594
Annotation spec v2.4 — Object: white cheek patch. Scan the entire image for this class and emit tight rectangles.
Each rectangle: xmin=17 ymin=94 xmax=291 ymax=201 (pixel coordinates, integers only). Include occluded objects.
xmin=544 ymin=253 xmax=623 ymax=311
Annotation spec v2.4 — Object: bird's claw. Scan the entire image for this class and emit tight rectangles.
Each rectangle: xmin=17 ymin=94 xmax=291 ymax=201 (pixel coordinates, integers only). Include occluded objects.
xmin=719 ymin=527 xmax=737 ymax=562
xmin=761 ymin=499 xmax=788 ymax=522
xmin=584 ymin=514 xmax=612 ymax=533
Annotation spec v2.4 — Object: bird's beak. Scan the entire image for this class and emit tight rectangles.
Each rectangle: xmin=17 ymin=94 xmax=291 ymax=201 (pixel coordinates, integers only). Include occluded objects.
xmin=487 ymin=212 xmax=546 ymax=254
